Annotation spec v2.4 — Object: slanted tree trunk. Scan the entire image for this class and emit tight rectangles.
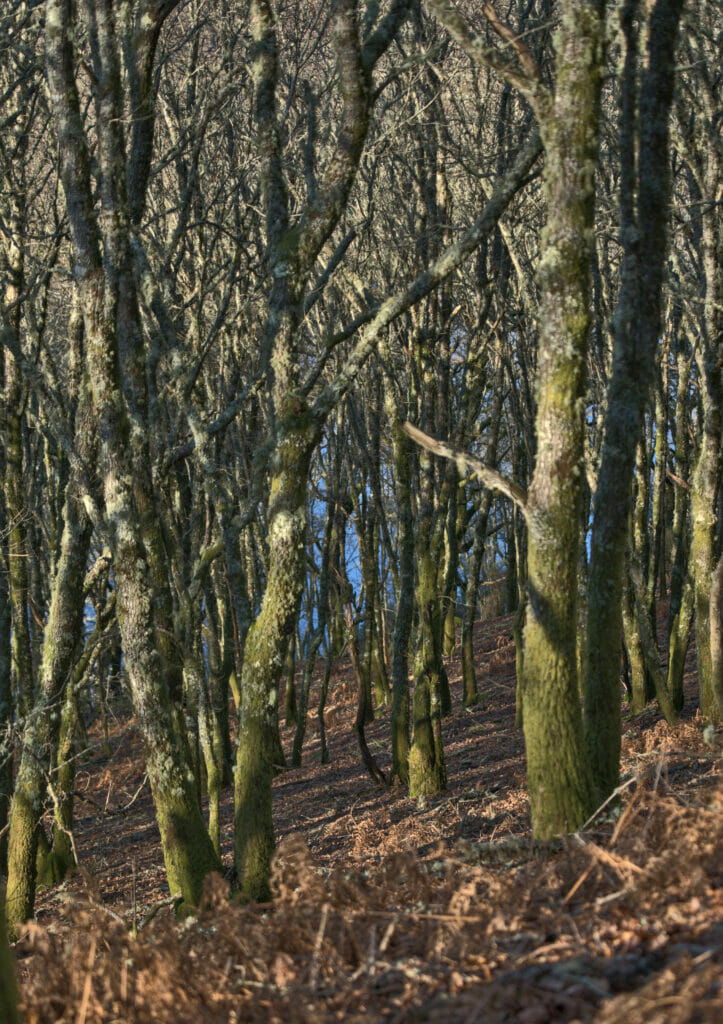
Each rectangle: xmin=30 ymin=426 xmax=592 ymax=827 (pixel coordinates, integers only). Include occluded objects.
xmin=344 ymin=601 xmax=387 ymax=787
xmin=5 ymin=438 xmax=93 ymax=934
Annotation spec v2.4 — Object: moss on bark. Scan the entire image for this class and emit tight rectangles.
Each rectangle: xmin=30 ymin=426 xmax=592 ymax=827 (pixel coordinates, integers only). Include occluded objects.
xmin=521 ymin=0 xmax=603 ymax=836
xmin=234 ymin=407 xmax=317 ymax=900
xmin=0 ymin=886 xmax=20 ymax=1024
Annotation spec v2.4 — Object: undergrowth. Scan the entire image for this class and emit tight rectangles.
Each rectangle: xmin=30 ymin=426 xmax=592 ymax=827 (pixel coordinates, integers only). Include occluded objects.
xmin=15 ymin=758 xmax=722 ymax=1024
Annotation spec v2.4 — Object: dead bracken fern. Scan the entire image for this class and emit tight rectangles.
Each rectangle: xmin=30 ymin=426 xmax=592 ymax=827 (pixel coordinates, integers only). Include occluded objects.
xmin=15 ymin=771 xmax=722 ymax=1024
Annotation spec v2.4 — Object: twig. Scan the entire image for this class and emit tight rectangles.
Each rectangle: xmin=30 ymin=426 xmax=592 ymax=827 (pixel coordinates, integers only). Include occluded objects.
xmin=137 ymin=894 xmax=182 ymax=933
xmin=75 ymin=774 xmax=149 ymax=817
xmin=309 ymin=902 xmax=329 ymax=988
xmin=132 ymin=858 xmax=137 ymax=938
xmin=75 ymin=936 xmax=96 ymax=1024
xmin=578 ymin=773 xmax=639 ymax=832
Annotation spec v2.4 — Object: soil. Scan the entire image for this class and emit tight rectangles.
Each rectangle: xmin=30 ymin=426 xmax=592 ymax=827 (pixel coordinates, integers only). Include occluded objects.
xmin=12 ymin=609 xmax=723 ymax=1023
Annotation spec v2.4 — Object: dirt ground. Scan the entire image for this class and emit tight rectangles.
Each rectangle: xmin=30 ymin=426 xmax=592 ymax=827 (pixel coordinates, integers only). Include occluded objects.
xmin=13 ymin=609 xmax=723 ymax=1022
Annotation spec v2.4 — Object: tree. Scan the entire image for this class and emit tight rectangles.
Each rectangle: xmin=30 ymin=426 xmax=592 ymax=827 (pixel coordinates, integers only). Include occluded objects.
xmin=43 ymin=0 xmax=221 ymax=909
xmin=584 ymin=0 xmax=685 ymax=796
xmin=0 ymin=886 xmax=20 ymax=1024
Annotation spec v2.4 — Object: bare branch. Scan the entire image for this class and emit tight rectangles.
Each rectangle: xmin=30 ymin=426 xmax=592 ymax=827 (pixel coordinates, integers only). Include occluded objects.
xmin=401 ymin=421 xmax=528 ymax=515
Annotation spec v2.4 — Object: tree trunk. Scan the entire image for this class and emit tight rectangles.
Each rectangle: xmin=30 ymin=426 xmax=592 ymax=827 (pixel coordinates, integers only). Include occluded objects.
xmin=45 ymin=0 xmax=221 ymax=910
xmin=5 ymin=453 xmax=92 ymax=935
xmin=583 ymin=0 xmax=684 ymax=796
xmin=521 ymin=0 xmax=603 ymax=837
xmin=691 ymin=380 xmax=722 ymax=721
xmin=711 ymin=554 xmax=723 ymax=719
xmin=0 ymin=886 xmax=19 ymax=1024
xmin=409 ymin=549 xmax=447 ymax=798
xmin=388 ymin=413 xmax=413 ymax=785
xmin=234 ymin=411 xmax=317 ymax=900
xmin=0 ymin=496 xmax=11 ymax=876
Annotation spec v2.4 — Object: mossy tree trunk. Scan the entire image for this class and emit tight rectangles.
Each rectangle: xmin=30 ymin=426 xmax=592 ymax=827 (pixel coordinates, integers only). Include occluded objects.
xmin=0 ymin=494 xmax=11 ymax=875
xmin=668 ymin=576 xmax=694 ymax=714
xmin=203 ymin=577 xmax=234 ymax=787
xmin=648 ymin=349 xmax=669 ymax=606
xmin=519 ymin=0 xmax=605 ymax=837
xmin=234 ymin=0 xmax=413 ymax=898
xmin=292 ymin=500 xmax=333 ymax=767
xmin=583 ymin=0 xmax=684 ymax=797
xmin=45 ymin=0 xmax=221 ymax=909
xmin=284 ymin=633 xmax=298 ymax=728
xmin=0 ymin=886 xmax=19 ymax=1024
xmin=622 ymin=568 xmax=648 ymax=714
xmin=49 ymin=579 xmax=113 ymax=876
xmin=632 ymin=441 xmax=656 ymax=704
xmin=690 ymin=215 xmax=722 ymax=721
xmin=461 ymin=499 xmax=490 ymax=708
xmin=441 ymin=476 xmax=460 ymax=660
xmin=409 ymin=544 xmax=447 ymax=798
xmin=691 ymin=373 xmax=722 ymax=722
xmin=185 ymin=654 xmax=223 ymax=859
xmin=419 ymin=0 xmax=602 ymax=829
xmin=669 ymin=4 xmax=721 ymax=723
xmin=668 ymin=339 xmax=692 ymax=668
xmin=234 ymin=410 xmax=317 ymax=899
xmin=711 ymin=554 xmax=723 ymax=718
xmin=2 ymin=186 xmax=34 ymax=719
xmin=5 ymin=438 xmax=93 ymax=935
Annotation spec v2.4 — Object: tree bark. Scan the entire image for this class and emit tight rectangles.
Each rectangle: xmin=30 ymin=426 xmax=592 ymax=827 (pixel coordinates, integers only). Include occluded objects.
xmin=520 ymin=0 xmax=604 ymax=836
xmin=583 ymin=0 xmax=685 ymax=795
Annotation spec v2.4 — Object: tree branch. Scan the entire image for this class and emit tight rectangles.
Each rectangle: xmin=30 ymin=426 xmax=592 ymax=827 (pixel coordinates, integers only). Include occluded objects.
xmin=401 ymin=422 xmax=528 ymax=515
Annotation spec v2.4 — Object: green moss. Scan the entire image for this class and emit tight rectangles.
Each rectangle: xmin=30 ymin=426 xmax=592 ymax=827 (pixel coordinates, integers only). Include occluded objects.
xmin=5 ymin=784 xmax=40 ymax=939
xmin=234 ymin=717 xmax=275 ymax=902
xmin=234 ymin=416 xmax=317 ymax=899
xmin=36 ymin=829 xmax=68 ymax=891
xmin=0 ymin=886 xmax=20 ymax=1024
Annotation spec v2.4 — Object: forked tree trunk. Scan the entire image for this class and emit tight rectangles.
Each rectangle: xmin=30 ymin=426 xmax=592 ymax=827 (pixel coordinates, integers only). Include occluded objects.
xmin=45 ymin=0 xmax=221 ymax=909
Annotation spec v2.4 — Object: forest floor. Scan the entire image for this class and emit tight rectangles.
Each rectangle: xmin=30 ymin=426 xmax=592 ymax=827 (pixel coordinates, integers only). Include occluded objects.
xmin=13 ymin=607 xmax=723 ymax=1023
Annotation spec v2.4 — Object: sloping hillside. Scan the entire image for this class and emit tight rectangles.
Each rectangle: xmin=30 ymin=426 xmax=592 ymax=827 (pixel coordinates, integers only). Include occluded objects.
xmin=15 ymin=611 xmax=723 ymax=1023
